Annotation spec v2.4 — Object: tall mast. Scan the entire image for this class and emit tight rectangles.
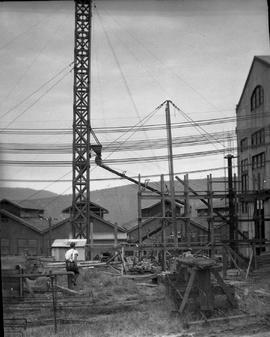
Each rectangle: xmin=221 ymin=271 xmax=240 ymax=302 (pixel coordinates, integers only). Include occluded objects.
xmin=71 ymin=0 xmax=92 ymax=239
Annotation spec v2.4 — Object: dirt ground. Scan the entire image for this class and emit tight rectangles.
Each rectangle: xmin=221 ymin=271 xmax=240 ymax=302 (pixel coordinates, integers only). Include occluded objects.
xmin=3 ymin=260 xmax=270 ymax=337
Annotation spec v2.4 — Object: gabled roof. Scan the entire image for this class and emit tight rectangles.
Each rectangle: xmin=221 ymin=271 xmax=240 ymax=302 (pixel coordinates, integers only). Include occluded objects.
xmin=0 ymin=198 xmax=44 ymax=213
xmin=127 ymin=217 xmax=208 ymax=234
xmin=42 ymin=212 xmax=126 ymax=234
xmin=62 ymin=201 xmax=108 ymax=214
xmin=0 ymin=209 xmax=43 ymax=234
xmin=237 ymin=55 xmax=270 ymax=108
xmin=1 ymin=205 xmax=126 ymax=234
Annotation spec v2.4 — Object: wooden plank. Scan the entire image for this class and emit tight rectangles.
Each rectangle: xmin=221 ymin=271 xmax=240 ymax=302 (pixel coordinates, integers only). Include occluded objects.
xmin=254 ymin=289 xmax=270 ymax=297
xmin=179 ymin=268 xmax=196 ymax=314
xmin=225 ymin=246 xmax=242 ymax=272
xmin=55 ymin=285 xmax=82 ymax=295
xmin=245 ymin=248 xmax=254 ymax=279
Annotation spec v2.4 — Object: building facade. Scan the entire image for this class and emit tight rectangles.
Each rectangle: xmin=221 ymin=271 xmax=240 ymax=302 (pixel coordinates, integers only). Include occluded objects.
xmin=236 ymin=56 xmax=270 ymax=252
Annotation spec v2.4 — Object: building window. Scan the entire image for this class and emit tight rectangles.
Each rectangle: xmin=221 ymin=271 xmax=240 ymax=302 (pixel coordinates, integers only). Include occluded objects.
xmin=240 ymin=137 xmax=248 ymax=152
xmin=241 ymin=202 xmax=248 ymax=214
xmin=1 ymin=238 xmax=10 ymax=255
xmin=251 ymin=85 xmax=264 ymax=111
xmin=241 ymin=159 xmax=248 ymax=173
xmin=251 ymin=128 xmax=265 ymax=147
xmin=252 ymin=152 xmax=265 ymax=170
xmin=241 ymin=173 xmax=248 ymax=192
xmin=253 ymin=172 xmax=264 ymax=190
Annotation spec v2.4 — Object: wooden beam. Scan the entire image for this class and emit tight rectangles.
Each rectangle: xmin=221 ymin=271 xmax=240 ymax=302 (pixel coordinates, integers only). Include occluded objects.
xmin=179 ymin=268 xmax=196 ymax=314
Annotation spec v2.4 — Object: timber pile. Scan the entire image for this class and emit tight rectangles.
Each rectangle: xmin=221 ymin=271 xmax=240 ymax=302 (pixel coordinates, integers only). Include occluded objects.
xmin=129 ymin=259 xmax=161 ymax=274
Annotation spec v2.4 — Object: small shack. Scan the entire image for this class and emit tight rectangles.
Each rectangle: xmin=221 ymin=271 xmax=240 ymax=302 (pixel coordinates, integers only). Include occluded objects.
xmin=51 ymin=239 xmax=87 ymax=261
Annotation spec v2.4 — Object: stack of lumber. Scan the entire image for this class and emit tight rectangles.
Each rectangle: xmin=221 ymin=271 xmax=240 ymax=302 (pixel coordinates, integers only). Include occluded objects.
xmin=44 ymin=260 xmax=121 ymax=270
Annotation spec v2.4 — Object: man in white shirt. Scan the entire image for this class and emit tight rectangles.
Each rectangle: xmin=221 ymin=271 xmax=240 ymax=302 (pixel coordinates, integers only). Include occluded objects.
xmin=65 ymin=242 xmax=79 ymax=285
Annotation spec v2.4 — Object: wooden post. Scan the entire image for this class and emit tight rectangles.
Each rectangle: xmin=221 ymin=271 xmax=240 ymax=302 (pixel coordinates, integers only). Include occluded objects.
xmin=165 ymin=101 xmax=177 ymax=247
xmin=49 ymin=271 xmax=57 ymax=333
xmin=245 ymin=248 xmax=254 ymax=279
xmin=222 ymin=244 xmax=228 ymax=279
xmin=138 ymin=174 xmax=142 ymax=259
xmin=19 ymin=266 xmax=24 ymax=298
xmin=90 ymin=221 xmax=94 ymax=260
xmin=252 ymin=242 xmax=257 ymax=269
xmin=121 ymin=246 xmax=126 ymax=274
xmin=207 ymin=174 xmax=214 ymax=256
xmin=184 ymin=174 xmax=191 ymax=247
xmin=161 ymin=174 xmax=166 ymax=271
xmin=48 ymin=216 xmax=52 ymax=256
xmin=114 ymin=222 xmax=118 ymax=248
xmin=179 ymin=268 xmax=196 ymax=314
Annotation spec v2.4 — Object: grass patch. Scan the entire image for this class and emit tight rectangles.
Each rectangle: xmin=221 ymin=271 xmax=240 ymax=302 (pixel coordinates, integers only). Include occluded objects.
xmin=77 ymin=269 xmax=140 ymax=300
xmin=27 ymin=297 xmax=181 ymax=337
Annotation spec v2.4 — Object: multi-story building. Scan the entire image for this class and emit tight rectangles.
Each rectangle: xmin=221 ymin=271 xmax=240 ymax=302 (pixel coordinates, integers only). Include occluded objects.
xmin=236 ymin=56 xmax=270 ymax=253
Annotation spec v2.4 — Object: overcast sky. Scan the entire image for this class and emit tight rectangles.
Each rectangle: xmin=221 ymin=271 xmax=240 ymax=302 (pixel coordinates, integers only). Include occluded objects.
xmin=0 ymin=0 xmax=269 ymax=195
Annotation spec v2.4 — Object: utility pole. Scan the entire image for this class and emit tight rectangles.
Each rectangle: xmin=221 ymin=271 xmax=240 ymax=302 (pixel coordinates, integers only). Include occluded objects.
xmin=161 ymin=174 xmax=167 ymax=271
xmin=48 ymin=216 xmax=52 ymax=255
xmin=225 ymin=154 xmax=236 ymax=250
xmin=71 ymin=0 xmax=92 ymax=240
xmin=165 ymin=100 xmax=177 ymax=246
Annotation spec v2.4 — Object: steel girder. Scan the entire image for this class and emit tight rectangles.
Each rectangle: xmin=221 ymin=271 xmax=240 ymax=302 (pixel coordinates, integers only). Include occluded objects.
xmin=72 ymin=0 xmax=92 ymax=239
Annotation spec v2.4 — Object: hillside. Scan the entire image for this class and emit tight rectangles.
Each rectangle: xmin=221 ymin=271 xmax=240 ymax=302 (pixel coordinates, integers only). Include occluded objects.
xmin=0 ymin=187 xmax=57 ymax=201
xmin=0 ymin=177 xmax=227 ymax=227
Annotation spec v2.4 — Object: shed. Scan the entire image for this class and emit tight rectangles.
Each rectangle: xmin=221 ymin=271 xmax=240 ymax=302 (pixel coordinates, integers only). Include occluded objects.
xmin=51 ymin=239 xmax=87 ymax=261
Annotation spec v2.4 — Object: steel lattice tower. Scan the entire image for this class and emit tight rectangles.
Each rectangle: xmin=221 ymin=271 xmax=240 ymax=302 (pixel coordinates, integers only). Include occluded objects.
xmin=71 ymin=0 xmax=92 ymax=239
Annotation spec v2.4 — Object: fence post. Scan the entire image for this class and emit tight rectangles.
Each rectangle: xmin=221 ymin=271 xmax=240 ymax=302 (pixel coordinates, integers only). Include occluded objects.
xmin=50 ymin=271 xmax=57 ymax=334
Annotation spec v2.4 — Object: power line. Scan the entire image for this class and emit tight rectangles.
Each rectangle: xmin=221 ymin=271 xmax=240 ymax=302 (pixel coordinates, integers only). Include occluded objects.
xmin=0 ymin=146 xmax=236 ymax=167
xmin=0 ymin=130 xmax=236 ymax=154
xmin=98 ymin=4 xmax=220 ymax=111
xmin=2 ymin=110 xmax=265 ymax=135
xmin=0 ymin=164 xmax=231 ymax=184
xmin=171 ymin=101 xmax=226 ymax=150
xmin=0 ymin=62 xmax=74 ymax=119
xmin=2 ymin=69 xmax=73 ymax=130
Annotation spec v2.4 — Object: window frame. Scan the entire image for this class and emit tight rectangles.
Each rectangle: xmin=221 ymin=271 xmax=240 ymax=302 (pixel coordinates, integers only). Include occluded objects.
xmin=251 ymin=85 xmax=264 ymax=111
